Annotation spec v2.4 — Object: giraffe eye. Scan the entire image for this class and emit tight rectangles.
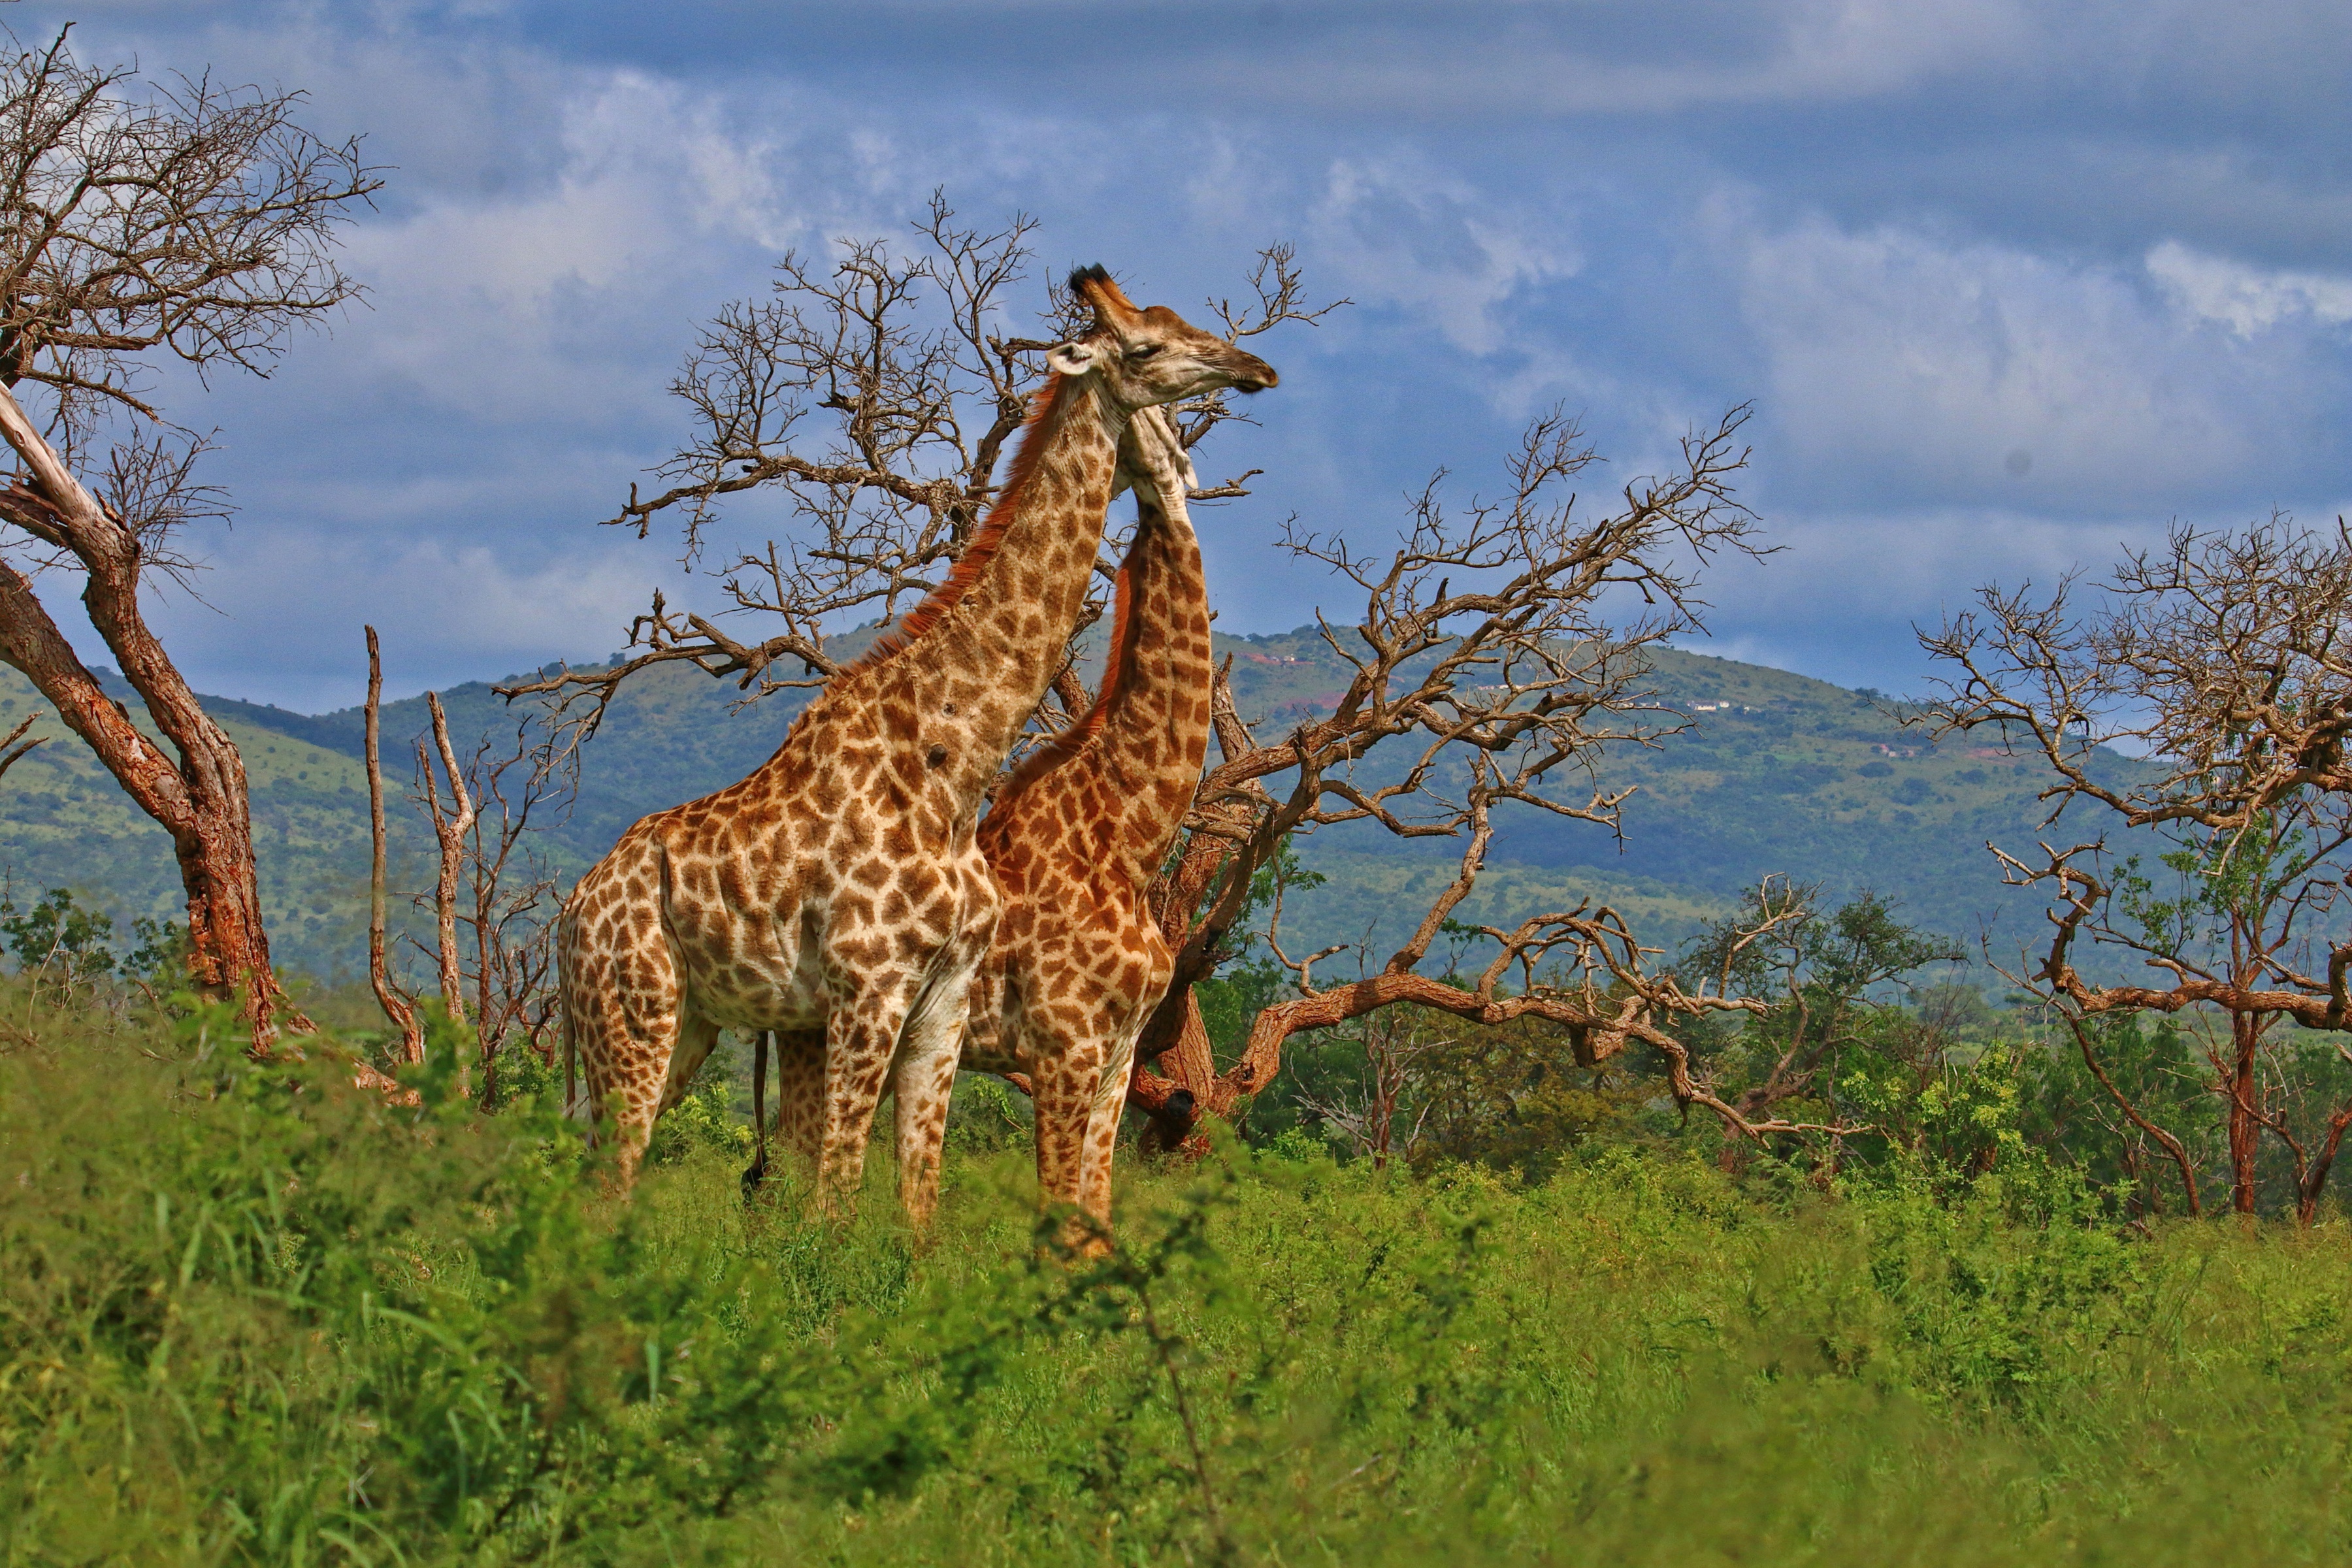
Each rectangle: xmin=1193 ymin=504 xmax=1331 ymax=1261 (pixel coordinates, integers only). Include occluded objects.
xmin=1128 ymin=342 xmax=1162 ymax=360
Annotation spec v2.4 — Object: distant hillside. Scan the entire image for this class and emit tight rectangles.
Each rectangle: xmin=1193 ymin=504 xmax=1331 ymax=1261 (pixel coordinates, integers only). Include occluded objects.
xmin=0 ymin=631 xmax=2150 ymax=980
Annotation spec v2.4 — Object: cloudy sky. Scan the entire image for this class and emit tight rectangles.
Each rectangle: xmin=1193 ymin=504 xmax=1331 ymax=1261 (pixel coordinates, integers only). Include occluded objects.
xmin=15 ymin=1 xmax=2352 ymax=711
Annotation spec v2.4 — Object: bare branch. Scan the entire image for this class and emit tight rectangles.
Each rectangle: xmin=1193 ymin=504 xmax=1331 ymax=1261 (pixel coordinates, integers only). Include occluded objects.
xmin=416 ymin=690 xmax=478 ymax=1039
xmin=365 ymin=625 xmax=421 ymax=1066
xmin=0 ymin=708 xmax=42 ymax=781
xmin=1919 ymin=515 xmax=2352 ymax=1218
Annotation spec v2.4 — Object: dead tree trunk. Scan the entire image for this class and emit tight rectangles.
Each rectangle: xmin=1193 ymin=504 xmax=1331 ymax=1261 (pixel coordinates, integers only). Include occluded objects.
xmin=417 ymin=691 xmax=477 ymax=1030
xmin=0 ymin=385 xmax=302 ymax=1045
xmin=365 ymin=627 xmax=423 ymax=1065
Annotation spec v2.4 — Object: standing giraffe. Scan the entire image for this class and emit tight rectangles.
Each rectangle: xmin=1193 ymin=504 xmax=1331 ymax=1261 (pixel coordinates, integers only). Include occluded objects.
xmin=964 ymin=406 xmax=1215 ymax=1240
xmin=560 ymin=267 xmax=1275 ymax=1217
xmin=755 ymin=407 xmax=1213 ymax=1247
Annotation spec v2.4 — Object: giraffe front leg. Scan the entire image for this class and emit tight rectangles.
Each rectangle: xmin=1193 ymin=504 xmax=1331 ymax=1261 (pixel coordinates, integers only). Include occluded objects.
xmin=891 ymin=1015 xmax=966 ymax=1232
xmin=815 ymin=998 xmax=905 ymax=1220
xmin=891 ymin=958 xmax=986 ymax=1231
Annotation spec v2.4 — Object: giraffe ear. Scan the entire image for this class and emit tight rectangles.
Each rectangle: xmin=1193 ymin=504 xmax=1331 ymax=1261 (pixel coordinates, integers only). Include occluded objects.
xmin=1047 ymin=339 xmax=1100 ymax=376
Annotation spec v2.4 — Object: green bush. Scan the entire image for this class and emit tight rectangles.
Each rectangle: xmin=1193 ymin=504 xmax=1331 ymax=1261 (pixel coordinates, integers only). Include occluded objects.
xmin=6 ymin=983 xmax=2352 ymax=1565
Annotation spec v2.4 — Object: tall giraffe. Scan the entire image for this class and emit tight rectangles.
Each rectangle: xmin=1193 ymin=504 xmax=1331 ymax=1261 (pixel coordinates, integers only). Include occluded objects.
xmin=756 ymin=408 xmax=1212 ymax=1245
xmin=960 ymin=407 xmax=1212 ymax=1239
xmin=560 ymin=268 xmax=1276 ymax=1217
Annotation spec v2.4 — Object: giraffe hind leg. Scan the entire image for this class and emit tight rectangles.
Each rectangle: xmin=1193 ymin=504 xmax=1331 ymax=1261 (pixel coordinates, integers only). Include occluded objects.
xmin=741 ymin=1031 xmax=772 ymax=1201
xmin=746 ymin=1028 xmax=826 ymax=1204
xmin=1074 ymin=1009 xmax=1147 ymax=1249
xmin=569 ymin=932 xmax=690 ymax=1192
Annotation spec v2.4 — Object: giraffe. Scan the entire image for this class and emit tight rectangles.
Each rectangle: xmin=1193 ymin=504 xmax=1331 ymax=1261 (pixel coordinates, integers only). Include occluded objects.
xmin=753 ymin=407 xmax=1213 ymax=1249
xmin=559 ymin=267 xmax=1275 ymax=1218
xmin=966 ymin=408 xmax=1211 ymax=1239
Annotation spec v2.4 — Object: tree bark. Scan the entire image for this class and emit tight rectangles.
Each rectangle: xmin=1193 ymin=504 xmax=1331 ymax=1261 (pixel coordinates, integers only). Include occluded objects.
xmin=365 ymin=627 xmax=423 ymax=1065
xmin=2228 ymin=1010 xmax=2262 ymax=1216
xmin=419 ymin=691 xmax=476 ymax=1029
xmin=2295 ymin=1103 xmax=2352 ymax=1226
xmin=0 ymin=384 xmax=299 ymax=1045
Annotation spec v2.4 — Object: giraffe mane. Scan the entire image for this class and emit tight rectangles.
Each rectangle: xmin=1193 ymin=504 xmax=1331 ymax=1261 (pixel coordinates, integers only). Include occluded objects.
xmin=845 ymin=373 xmax=1072 ymax=676
xmin=996 ymin=529 xmax=1146 ymax=800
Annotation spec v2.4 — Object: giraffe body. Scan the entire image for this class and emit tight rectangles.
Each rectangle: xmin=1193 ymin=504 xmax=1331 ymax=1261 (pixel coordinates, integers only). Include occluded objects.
xmin=960 ymin=410 xmax=1214 ymax=1239
xmin=759 ymin=410 xmax=1212 ymax=1245
xmin=561 ymin=269 xmax=1274 ymax=1220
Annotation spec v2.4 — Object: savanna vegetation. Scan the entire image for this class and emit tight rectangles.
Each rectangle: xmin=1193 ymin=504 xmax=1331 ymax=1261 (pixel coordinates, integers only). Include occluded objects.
xmin=9 ymin=979 xmax=2352 ymax=1567
xmin=9 ymin=24 xmax=2352 ymax=1565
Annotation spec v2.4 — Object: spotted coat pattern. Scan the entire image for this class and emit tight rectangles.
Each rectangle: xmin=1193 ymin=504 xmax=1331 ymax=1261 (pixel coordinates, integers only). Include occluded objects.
xmin=961 ymin=412 xmax=1215 ymax=1242
xmin=766 ymin=410 xmax=1211 ymax=1246
xmin=561 ymin=270 xmax=1275 ymax=1224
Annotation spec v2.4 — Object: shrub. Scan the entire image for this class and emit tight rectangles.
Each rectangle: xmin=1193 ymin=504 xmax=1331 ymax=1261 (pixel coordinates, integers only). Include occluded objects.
xmin=6 ymin=984 xmax=2352 ymax=1565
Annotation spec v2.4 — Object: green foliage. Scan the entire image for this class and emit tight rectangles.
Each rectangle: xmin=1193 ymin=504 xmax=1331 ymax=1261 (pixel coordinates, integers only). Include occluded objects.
xmin=644 ymin=1037 xmax=753 ymax=1166
xmin=0 ymin=885 xmax=120 ymax=986
xmin=1409 ymin=1032 xmax=1652 ymax=1175
xmin=0 ymin=884 xmax=186 ymax=1000
xmin=945 ymin=1071 xmax=1035 ymax=1155
xmin=11 ymin=987 xmax=2352 ymax=1565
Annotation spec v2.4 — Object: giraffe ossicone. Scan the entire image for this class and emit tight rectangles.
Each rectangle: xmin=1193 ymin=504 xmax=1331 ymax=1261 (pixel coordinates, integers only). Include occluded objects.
xmin=559 ymin=266 xmax=1276 ymax=1226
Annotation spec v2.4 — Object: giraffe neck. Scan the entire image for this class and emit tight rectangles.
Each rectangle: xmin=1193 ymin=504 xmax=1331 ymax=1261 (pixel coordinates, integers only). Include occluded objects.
xmin=832 ymin=374 xmax=1126 ymax=804
xmin=1071 ymin=485 xmax=1217 ymax=883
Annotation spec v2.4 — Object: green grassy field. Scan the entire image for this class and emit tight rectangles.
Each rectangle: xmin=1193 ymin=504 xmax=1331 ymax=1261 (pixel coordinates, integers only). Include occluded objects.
xmin=6 ymin=989 xmax=2351 ymax=1567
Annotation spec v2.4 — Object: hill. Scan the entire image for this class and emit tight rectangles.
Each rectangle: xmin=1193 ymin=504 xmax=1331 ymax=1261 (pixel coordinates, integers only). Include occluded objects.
xmin=0 ymin=632 xmax=2150 ymax=979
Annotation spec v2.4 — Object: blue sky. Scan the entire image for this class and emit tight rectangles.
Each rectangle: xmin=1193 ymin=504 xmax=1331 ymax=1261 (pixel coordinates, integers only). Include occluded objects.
xmin=18 ymin=1 xmax=2352 ymax=710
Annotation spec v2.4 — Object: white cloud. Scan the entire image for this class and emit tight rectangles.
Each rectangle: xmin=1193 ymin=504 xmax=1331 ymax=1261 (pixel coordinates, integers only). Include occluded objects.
xmin=1307 ymin=154 xmax=1578 ymax=354
xmin=335 ymin=69 xmax=815 ymax=425
xmin=2146 ymin=240 xmax=2352 ymax=337
xmin=1723 ymin=201 xmax=2352 ymax=510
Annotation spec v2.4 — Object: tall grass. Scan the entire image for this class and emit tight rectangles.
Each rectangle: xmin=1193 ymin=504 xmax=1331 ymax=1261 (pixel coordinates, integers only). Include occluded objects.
xmin=3 ymin=987 xmax=2350 ymax=1565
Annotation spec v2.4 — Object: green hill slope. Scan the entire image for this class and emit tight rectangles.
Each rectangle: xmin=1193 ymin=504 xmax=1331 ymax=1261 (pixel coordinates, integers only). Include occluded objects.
xmin=0 ymin=632 xmax=2148 ymax=979
xmin=0 ymin=670 xmax=417 ymax=978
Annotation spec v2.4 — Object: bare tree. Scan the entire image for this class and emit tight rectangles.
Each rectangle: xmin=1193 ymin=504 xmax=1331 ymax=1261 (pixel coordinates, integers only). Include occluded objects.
xmin=1916 ymin=518 xmax=2352 ymax=1220
xmin=414 ymin=692 xmax=476 ymax=1032
xmin=455 ymin=723 xmax=565 ymax=1103
xmin=0 ymin=29 xmax=380 ymax=1044
xmin=365 ymin=631 xmax=563 ymax=1095
xmin=505 ymin=197 xmax=1819 ymax=1148
xmin=365 ymin=626 xmax=423 ymax=1066
xmin=1132 ymin=408 xmax=1774 ymax=1145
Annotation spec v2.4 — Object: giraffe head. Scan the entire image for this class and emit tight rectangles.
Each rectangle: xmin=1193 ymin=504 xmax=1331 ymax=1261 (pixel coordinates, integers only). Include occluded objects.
xmin=1048 ymin=265 xmax=1279 ymax=412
